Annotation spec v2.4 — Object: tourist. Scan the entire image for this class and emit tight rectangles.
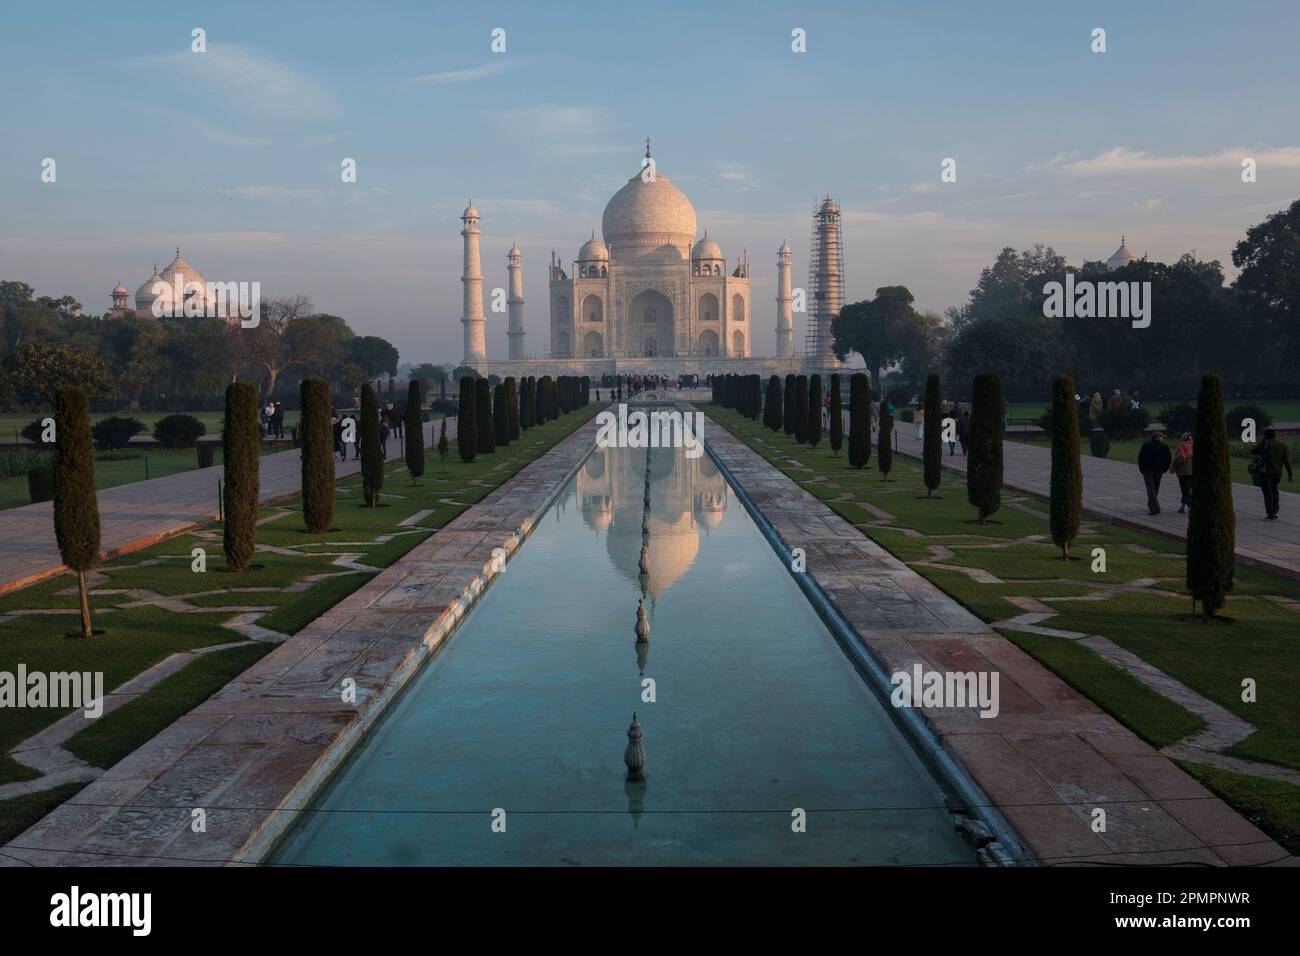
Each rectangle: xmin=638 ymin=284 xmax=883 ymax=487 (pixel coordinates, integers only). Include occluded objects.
xmin=1129 ymin=389 xmax=1141 ymax=410
xmin=1169 ymin=432 xmax=1194 ymax=514
xmin=379 ymin=418 xmax=390 ymax=458
xmin=914 ymin=401 xmax=924 ymax=440
xmin=1090 ymin=391 xmax=1104 ymax=422
xmin=263 ymin=399 xmax=275 ymax=436
xmin=272 ymin=402 xmax=285 ymax=439
xmin=1250 ymin=428 xmax=1294 ymax=520
xmin=870 ymin=398 xmax=880 ymax=432
xmin=1137 ymin=431 xmax=1172 ymax=515
xmin=947 ymin=402 xmax=960 ymax=455
xmin=1108 ymin=389 xmax=1125 ymax=411
xmin=332 ymin=412 xmax=344 ymax=459
xmin=957 ymin=409 xmax=970 ymax=456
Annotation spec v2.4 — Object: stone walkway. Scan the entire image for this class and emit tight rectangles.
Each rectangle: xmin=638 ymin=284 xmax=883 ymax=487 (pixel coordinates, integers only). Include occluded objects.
xmin=0 ymin=416 xmax=598 ymax=867
xmin=704 ymin=414 xmax=1288 ymax=866
xmin=886 ymin=428 xmax=1300 ymax=580
xmin=0 ymin=420 xmax=449 ymax=595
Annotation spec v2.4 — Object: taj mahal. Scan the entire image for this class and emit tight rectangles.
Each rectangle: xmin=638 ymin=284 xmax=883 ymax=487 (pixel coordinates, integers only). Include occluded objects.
xmin=458 ymin=144 xmax=834 ymax=381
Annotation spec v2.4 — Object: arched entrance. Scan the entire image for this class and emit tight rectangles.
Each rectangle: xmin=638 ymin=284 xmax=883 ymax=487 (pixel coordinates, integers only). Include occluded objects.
xmin=582 ymin=330 xmax=604 ymax=357
xmin=730 ymin=329 xmax=745 ymax=356
xmin=628 ymin=289 xmax=673 ymax=359
xmin=697 ymin=329 xmax=719 ymax=356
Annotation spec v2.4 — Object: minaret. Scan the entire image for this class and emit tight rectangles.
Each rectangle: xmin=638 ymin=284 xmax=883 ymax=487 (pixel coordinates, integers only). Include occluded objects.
xmin=460 ymin=200 xmax=487 ymax=373
xmin=507 ymin=242 xmax=525 ymax=359
xmin=808 ymin=197 xmax=844 ymax=371
xmin=775 ymin=240 xmax=793 ymax=357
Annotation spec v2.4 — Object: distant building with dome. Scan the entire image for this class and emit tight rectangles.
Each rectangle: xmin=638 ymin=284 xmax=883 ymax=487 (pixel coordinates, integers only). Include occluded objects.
xmin=1104 ymin=236 xmax=1140 ymax=271
xmin=109 ymin=249 xmax=239 ymax=321
xmin=460 ymin=144 xmax=814 ymax=379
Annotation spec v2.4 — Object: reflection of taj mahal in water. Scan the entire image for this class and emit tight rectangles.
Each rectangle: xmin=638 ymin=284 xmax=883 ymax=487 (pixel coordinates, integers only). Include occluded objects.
xmin=578 ymin=446 xmax=728 ymax=600
xmin=458 ymin=142 xmax=839 ymax=381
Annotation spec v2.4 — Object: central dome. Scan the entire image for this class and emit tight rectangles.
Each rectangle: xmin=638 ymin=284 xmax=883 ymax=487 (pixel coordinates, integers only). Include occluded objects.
xmin=601 ymin=169 xmax=697 ymax=261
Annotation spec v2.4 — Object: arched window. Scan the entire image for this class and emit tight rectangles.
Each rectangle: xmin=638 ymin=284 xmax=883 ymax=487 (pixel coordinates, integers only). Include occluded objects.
xmin=645 ymin=306 xmax=657 ymax=323
xmin=601 ymin=267 xmax=607 ymax=277
xmin=731 ymin=329 xmax=745 ymax=356
xmin=731 ymin=293 xmax=745 ymax=324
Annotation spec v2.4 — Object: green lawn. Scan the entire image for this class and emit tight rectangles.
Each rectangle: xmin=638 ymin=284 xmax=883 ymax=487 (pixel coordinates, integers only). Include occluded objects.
xmin=0 ymin=445 xmax=278 ymax=511
xmin=0 ymin=403 xmax=599 ymax=839
xmin=708 ymin=405 xmax=1300 ymax=847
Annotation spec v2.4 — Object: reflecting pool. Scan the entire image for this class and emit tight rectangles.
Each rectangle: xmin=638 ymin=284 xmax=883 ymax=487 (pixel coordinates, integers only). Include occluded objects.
xmin=271 ymin=442 xmax=975 ymax=866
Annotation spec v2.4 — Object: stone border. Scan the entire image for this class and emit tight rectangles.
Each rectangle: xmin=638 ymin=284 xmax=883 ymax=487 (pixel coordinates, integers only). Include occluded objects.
xmin=1 ymin=416 xmax=599 ymax=867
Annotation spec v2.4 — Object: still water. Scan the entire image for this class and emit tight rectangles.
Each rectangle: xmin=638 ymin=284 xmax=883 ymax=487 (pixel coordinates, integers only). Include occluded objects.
xmin=271 ymin=443 xmax=975 ymax=865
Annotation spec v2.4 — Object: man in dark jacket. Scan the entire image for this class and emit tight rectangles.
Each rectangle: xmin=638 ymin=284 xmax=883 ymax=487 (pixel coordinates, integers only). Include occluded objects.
xmin=1138 ymin=431 xmax=1173 ymax=515
xmin=1251 ymin=429 xmax=1294 ymax=520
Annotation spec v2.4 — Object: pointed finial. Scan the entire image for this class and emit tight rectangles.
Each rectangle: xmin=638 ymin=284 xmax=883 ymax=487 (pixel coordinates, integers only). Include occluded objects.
xmin=1121 ymin=234 xmax=1126 ymax=246
xmin=176 ymin=246 xmax=180 ymax=257
xmin=645 ymin=137 xmax=652 ymax=159
xmin=153 ymin=262 xmax=158 ymax=274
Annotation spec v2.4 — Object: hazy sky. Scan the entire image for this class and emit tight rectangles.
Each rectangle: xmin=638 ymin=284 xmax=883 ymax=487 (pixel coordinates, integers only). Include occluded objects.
xmin=3 ymin=1 xmax=1298 ymax=365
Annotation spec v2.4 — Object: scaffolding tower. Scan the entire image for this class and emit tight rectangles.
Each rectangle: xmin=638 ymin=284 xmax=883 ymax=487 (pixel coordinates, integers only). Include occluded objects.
xmin=806 ymin=196 xmax=844 ymax=377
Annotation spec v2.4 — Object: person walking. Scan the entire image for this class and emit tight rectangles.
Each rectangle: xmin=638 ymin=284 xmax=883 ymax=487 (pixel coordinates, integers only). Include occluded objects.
xmin=870 ymin=398 xmax=880 ymax=432
xmin=379 ymin=419 xmax=390 ymax=459
xmin=263 ymin=400 xmax=275 ymax=437
xmin=957 ymin=409 xmax=970 ymax=456
xmin=1138 ymin=431 xmax=1173 ymax=515
xmin=1170 ymin=432 xmax=1194 ymax=514
xmin=331 ymin=411 xmax=343 ymax=460
xmin=1089 ymin=391 xmax=1104 ymax=423
xmin=272 ymin=402 xmax=285 ymax=439
xmin=1250 ymin=428 xmax=1294 ymax=520
xmin=914 ymin=401 xmax=924 ymax=440
xmin=947 ymin=402 xmax=960 ymax=455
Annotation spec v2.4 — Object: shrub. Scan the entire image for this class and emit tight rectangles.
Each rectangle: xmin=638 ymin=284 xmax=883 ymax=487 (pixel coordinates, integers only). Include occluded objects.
xmin=458 ymin=376 xmax=478 ymax=462
xmin=404 ymin=380 xmax=425 ymax=482
xmin=1049 ymin=375 xmax=1082 ymax=560
xmin=53 ymin=387 xmax=100 ymax=638
xmin=1157 ymin=402 xmax=1197 ymax=438
xmin=923 ymin=374 xmax=942 ymax=498
xmin=27 ymin=463 xmax=53 ymax=503
xmin=1 ymin=447 xmax=49 ymax=480
xmin=153 ymin=413 xmax=206 ymax=449
xmin=1187 ymin=375 xmax=1235 ymax=620
xmin=1227 ymin=404 xmax=1272 ymax=438
xmin=967 ymin=373 xmax=1003 ymax=524
xmin=1089 ymin=430 xmax=1111 ymax=458
xmin=505 ymin=377 xmax=521 ymax=441
xmin=222 ymin=382 xmax=260 ymax=571
xmin=784 ymin=374 xmax=796 ymax=436
xmin=91 ymin=416 xmax=145 ymax=450
xmin=794 ymin=375 xmax=808 ymax=443
xmin=766 ymin=375 xmax=783 ymax=432
xmin=437 ymin=417 xmax=449 ymax=469
xmin=807 ymin=374 xmax=822 ymax=448
xmin=1098 ymin=405 xmax=1150 ymax=440
xmin=877 ymin=404 xmax=893 ymax=479
xmin=829 ymin=374 xmax=843 ymax=455
xmin=899 ymin=408 xmax=915 ymax=424
xmin=476 ymin=378 xmax=495 ymax=454
xmin=494 ymin=383 xmax=510 ymax=446
xmin=360 ymin=383 xmax=383 ymax=506
xmin=299 ymin=377 xmax=335 ymax=533
xmin=848 ymin=373 xmax=870 ymax=468
xmin=21 ymin=417 xmax=55 ymax=445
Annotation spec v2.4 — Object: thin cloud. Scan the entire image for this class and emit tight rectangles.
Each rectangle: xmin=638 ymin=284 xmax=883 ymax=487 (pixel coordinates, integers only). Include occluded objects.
xmin=492 ymin=104 xmax=626 ymax=160
xmin=407 ymin=59 xmax=520 ymax=86
xmin=715 ymin=162 xmax=762 ymax=192
xmin=1031 ymin=146 xmax=1300 ymax=176
xmin=125 ymin=44 xmax=339 ymax=121
xmin=124 ymin=103 xmax=270 ymax=147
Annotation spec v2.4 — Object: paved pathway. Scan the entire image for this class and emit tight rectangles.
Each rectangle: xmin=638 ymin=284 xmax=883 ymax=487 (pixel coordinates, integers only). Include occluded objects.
xmin=0 ymin=416 xmax=597 ymax=866
xmin=0 ymin=420 xmax=451 ymax=595
xmin=879 ymin=424 xmax=1300 ymax=580
xmin=704 ymin=413 xmax=1287 ymax=866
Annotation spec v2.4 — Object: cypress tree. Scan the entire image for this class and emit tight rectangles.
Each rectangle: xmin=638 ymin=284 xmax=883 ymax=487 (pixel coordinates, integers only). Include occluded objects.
xmin=360 ymin=383 xmax=384 ymax=506
xmin=505 ymin=377 xmax=521 ymax=440
xmin=877 ymin=403 xmax=892 ymax=479
xmin=436 ymin=417 xmax=449 ymax=471
xmin=476 ymin=378 xmax=495 ymax=454
xmin=520 ymin=376 xmax=532 ymax=432
xmin=405 ymin=379 xmax=425 ymax=483
xmin=543 ymin=376 xmax=556 ymax=421
xmin=784 ymin=374 xmax=796 ymax=436
xmin=53 ymin=386 xmax=101 ymax=638
xmin=458 ymin=376 xmax=477 ymax=462
xmin=1049 ymin=373 xmax=1082 ymax=560
xmin=752 ymin=375 xmax=763 ymax=421
xmin=923 ymin=373 xmax=942 ymax=498
xmin=557 ymin=376 xmax=569 ymax=414
xmin=829 ymin=374 xmax=843 ymax=457
xmin=766 ymin=375 xmax=782 ymax=432
xmin=848 ymin=373 xmax=870 ymax=468
xmin=300 ymin=377 xmax=335 ymax=533
xmin=1186 ymin=373 xmax=1235 ymax=621
xmin=222 ymin=381 xmax=260 ymax=570
xmin=794 ymin=375 xmax=809 ymax=443
xmin=535 ymin=376 xmax=546 ymax=426
xmin=807 ymin=374 xmax=822 ymax=448
xmin=967 ymin=373 xmax=1003 ymax=524
xmin=494 ymin=383 xmax=510 ymax=446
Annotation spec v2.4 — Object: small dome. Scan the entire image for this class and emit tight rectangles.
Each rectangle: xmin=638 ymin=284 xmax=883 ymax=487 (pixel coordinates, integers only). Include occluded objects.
xmin=578 ymin=232 xmax=609 ymax=261
xmin=1105 ymin=236 xmax=1137 ymax=270
xmin=778 ymin=240 xmax=791 ymax=255
xmin=692 ymin=233 xmax=722 ymax=261
xmin=508 ymin=241 xmax=522 ymax=258
xmin=135 ymin=272 xmax=167 ymax=312
xmin=462 ymin=201 xmax=479 ymax=220
xmin=112 ymin=282 xmax=128 ymax=294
